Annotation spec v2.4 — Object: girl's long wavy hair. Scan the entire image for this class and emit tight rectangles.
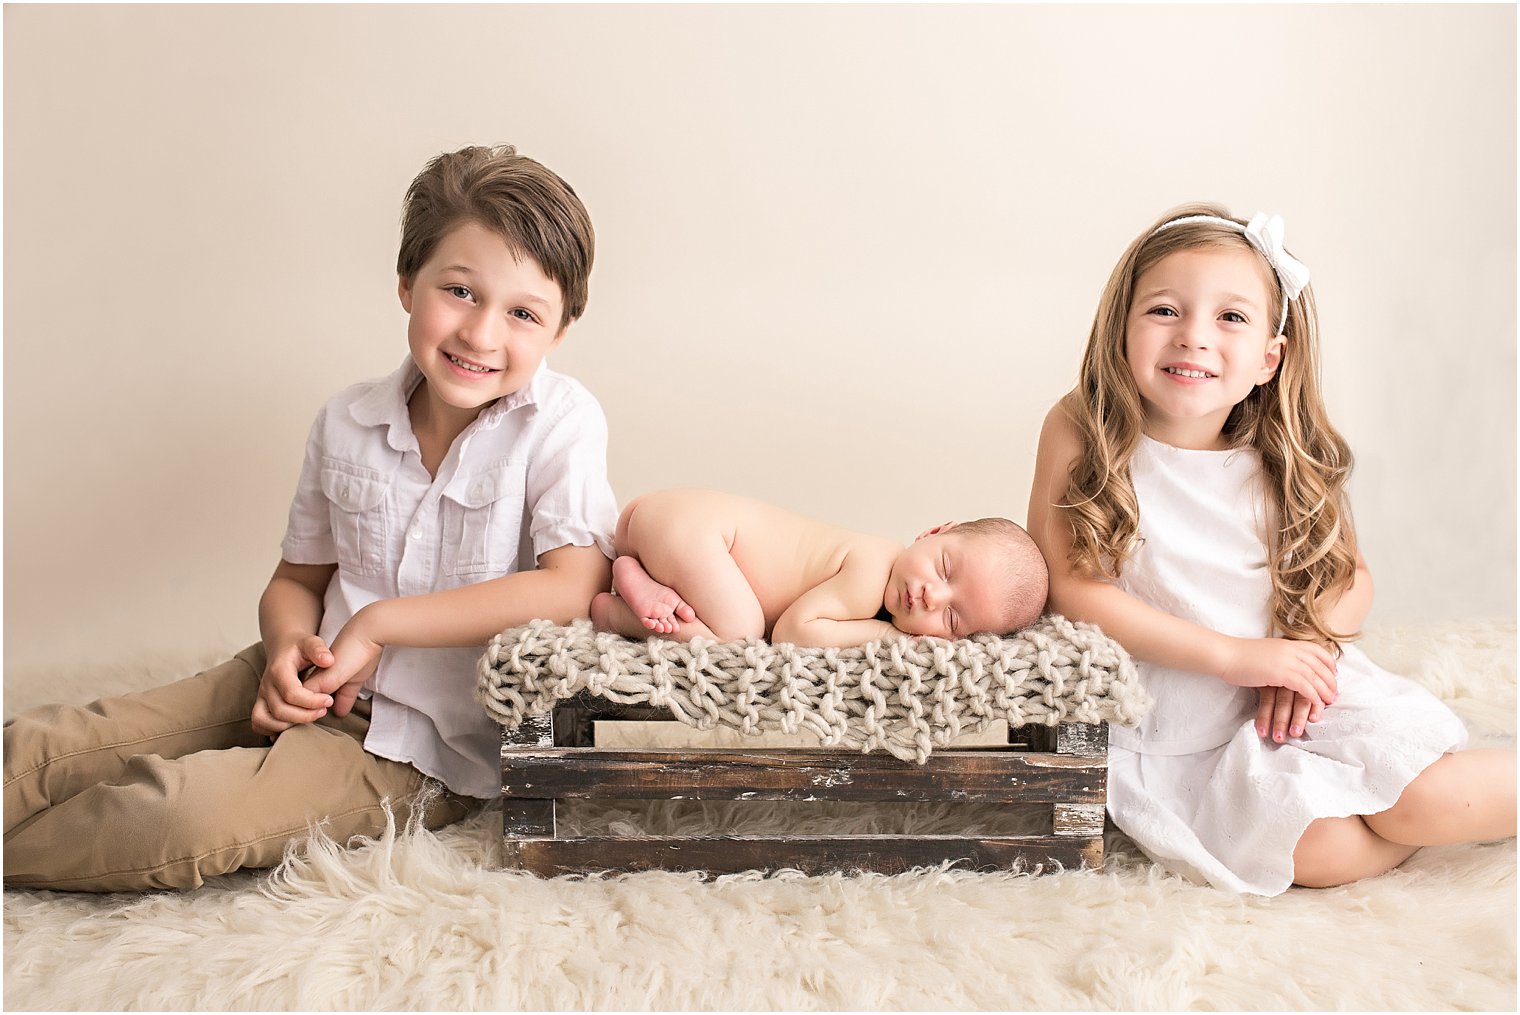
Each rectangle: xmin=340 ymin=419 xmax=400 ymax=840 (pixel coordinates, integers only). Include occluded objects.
xmin=1063 ymin=202 xmax=1359 ymax=650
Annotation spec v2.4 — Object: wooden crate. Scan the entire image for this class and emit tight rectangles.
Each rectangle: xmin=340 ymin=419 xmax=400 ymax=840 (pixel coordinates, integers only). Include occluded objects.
xmin=500 ymin=693 xmax=1106 ymax=877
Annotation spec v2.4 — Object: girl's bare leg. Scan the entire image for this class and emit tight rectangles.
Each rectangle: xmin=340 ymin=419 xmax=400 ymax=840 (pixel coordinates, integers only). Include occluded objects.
xmin=1362 ymin=748 xmax=1518 ymax=847
xmin=1293 ymin=815 xmax=1419 ymax=888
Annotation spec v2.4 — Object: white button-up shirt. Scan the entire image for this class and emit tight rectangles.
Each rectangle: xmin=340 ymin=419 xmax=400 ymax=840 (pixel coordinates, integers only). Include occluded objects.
xmin=281 ymin=357 xmax=617 ymax=797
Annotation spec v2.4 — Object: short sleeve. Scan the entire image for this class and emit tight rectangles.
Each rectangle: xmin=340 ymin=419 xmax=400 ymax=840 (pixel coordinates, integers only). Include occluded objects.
xmin=523 ymin=389 xmax=617 ymax=563
xmin=279 ymin=407 xmax=339 ymax=565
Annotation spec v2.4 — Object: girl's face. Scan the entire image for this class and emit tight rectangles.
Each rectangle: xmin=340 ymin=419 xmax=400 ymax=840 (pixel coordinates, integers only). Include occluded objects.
xmin=1123 ymin=245 xmax=1285 ymax=450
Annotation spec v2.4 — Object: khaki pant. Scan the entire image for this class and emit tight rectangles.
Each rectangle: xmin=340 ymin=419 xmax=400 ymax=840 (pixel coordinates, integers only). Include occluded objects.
xmin=3 ymin=645 xmax=477 ymax=892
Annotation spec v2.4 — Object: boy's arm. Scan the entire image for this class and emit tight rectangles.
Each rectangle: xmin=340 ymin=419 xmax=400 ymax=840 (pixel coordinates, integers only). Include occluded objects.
xmin=252 ymin=559 xmax=339 ymax=735
xmin=771 ymin=555 xmax=898 ymax=648
xmin=1027 ymin=400 xmax=1338 ymax=708
xmin=310 ymin=544 xmax=612 ymax=714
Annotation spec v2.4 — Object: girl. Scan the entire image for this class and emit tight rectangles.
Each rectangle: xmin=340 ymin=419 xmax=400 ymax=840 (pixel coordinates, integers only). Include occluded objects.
xmin=1027 ymin=203 xmax=1516 ymax=894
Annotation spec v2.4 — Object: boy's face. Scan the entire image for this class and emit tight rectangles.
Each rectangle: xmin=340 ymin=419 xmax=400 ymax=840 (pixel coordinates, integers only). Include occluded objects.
xmin=884 ymin=529 xmax=1012 ymax=639
xmin=399 ymin=220 xmax=567 ymax=420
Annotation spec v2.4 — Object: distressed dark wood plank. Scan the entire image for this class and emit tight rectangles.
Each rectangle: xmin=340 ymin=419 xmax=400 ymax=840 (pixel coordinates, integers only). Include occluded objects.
xmin=552 ymin=707 xmax=595 ymax=748
xmin=502 ymin=799 xmax=556 ymax=839
xmin=1055 ymin=722 xmax=1108 ymax=757
xmin=501 ymin=749 xmax=1104 ymax=804
xmin=1011 ymin=724 xmax=1057 ymax=752
xmin=1053 ymin=802 xmax=1106 ymax=838
xmin=558 ymin=695 xmax=679 ymax=722
xmin=500 ymin=713 xmax=558 ymax=852
xmin=511 ymin=833 xmax=1102 ymax=877
xmin=501 ymin=713 xmax=554 ymax=750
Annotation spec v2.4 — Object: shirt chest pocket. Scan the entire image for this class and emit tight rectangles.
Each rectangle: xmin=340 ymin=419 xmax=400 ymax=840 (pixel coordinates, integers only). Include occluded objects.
xmin=441 ymin=463 xmax=528 ymax=577
xmin=320 ymin=464 xmax=394 ymax=577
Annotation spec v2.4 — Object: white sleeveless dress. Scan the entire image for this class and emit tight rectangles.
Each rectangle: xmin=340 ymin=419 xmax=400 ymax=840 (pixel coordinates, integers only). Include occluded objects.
xmin=1107 ymin=435 xmax=1468 ymax=895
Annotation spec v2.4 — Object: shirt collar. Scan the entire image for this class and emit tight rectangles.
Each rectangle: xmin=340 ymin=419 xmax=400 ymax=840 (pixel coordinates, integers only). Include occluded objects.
xmin=347 ymin=356 xmax=544 ymax=448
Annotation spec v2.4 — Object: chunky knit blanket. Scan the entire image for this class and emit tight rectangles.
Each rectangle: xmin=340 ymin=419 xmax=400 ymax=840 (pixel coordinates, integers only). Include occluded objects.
xmin=477 ymin=617 xmax=1148 ymax=763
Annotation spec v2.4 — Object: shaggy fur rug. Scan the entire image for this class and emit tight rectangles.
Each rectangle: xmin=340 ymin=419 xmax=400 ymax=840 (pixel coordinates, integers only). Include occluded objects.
xmin=4 ymin=621 xmax=1515 ymax=1011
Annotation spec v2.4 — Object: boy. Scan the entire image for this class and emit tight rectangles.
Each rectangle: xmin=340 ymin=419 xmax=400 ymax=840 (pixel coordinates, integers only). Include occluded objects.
xmin=592 ymin=488 xmax=1048 ymax=648
xmin=4 ymin=145 xmax=616 ymax=891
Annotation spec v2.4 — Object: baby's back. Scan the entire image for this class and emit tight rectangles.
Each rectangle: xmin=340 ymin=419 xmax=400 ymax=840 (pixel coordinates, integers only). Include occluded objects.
xmin=640 ymin=488 xmax=896 ymax=629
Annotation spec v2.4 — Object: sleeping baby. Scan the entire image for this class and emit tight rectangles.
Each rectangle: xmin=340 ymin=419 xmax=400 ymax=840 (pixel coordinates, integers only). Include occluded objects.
xmin=591 ymin=488 xmax=1048 ymax=648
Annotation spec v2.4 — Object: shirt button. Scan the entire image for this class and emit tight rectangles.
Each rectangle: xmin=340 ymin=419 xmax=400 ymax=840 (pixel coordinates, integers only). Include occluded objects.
xmin=410 ymin=529 xmax=422 ymax=540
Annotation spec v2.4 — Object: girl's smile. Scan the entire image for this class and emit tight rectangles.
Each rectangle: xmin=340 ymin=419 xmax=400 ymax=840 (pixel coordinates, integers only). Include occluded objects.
xmin=1125 ymin=246 xmax=1284 ymax=449
xmin=1160 ymin=361 xmax=1218 ymax=381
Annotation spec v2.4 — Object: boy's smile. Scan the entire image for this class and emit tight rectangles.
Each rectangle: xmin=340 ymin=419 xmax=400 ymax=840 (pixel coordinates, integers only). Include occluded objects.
xmin=399 ymin=220 xmax=567 ymax=436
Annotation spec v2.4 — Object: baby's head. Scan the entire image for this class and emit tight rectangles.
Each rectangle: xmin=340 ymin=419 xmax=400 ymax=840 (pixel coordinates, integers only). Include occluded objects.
xmin=883 ymin=518 xmax=1049 ymax=639
xmin=396 ymin=144 xmax=595 ymax=333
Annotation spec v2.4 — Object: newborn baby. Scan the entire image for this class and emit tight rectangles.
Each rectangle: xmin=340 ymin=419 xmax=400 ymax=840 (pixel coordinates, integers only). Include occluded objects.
xmin=591 ymin=488 xmax=1048 ymax=648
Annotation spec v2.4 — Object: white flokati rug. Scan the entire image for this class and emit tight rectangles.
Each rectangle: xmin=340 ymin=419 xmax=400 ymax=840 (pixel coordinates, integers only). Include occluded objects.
xmin=4 ymin=621 xmax=1515 ymax=1011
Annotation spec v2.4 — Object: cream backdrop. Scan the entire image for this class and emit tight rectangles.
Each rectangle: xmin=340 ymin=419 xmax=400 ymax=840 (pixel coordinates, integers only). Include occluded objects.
xmin=4 ymin=5 xmax=1514 ymax=673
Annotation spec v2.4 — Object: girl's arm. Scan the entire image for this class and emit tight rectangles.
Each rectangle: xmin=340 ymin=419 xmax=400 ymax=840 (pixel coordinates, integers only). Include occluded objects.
xmin=1323 ymin=552 xmax=1374 ymax=638
xmin=1026 ymin=401 xmax=1339 ymax=707
xmin=309 ymin=544 xmax=613 ymax=715
xmin=1257 ymin=550 xmax=1370 ymax=742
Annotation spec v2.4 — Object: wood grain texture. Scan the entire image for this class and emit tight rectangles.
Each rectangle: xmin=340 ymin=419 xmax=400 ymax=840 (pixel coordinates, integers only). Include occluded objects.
xmin=501 ymin=748 xmax=1104 ymax=804
xmin=504 ymin=833 xmax=1102 ymax=877
xmin=500 ymin=703 xmax=1109 ymax=877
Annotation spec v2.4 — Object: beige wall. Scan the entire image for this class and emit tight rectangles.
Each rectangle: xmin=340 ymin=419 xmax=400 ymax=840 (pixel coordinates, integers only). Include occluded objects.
xmin=5 ymin=4 xmax=1514 ymax=672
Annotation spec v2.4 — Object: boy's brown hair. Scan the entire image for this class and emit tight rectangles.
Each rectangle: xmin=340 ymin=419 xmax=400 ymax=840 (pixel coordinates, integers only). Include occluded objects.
xmin=396 ymin=144 xmax=595 ymax=329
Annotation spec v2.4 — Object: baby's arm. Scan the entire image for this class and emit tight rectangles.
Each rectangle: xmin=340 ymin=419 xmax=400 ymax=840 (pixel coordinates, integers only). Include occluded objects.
xmin=252 ymin=559 xmax=339 ymax=736
xmin=1027 ymin=401 xmax=1338 ymax=709
xmin=307 ymin=544 xmax=612 ymax=716
xmin=770 ymin=555 xmax=897 ymax=648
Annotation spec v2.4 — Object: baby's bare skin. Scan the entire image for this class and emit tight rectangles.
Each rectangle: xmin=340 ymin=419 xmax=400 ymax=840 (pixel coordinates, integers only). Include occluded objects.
xmin=591 ymin=488 xmax=1022 ymax=649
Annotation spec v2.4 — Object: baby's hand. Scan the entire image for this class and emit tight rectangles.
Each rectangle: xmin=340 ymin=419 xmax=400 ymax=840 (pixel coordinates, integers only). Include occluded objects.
xmin=251 ymin=635 xmax=335 ymax=737
xmin=1221 ymin=637 xmax=1338 ymax=711
xmin=1254 ymin=686 xmax=1323 ymax=743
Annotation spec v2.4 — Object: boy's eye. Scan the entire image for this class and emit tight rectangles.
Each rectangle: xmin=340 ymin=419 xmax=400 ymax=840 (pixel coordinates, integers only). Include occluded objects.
xmin=510 ymin=308 xmax=540 ymax=324
xmin=445 ymin=285 xmax=474 ymax=301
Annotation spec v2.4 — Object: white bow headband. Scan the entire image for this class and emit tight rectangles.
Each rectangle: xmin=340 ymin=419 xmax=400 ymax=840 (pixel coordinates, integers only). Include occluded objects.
xmin=1150 ymin=212 xmax=1310 ymax=335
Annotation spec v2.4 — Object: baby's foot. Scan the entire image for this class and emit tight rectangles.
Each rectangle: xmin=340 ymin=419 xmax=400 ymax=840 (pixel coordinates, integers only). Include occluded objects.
xmin=612 ymin=556 xmax=696 ymax=634
xmin=590 ymin=591 xmax=620 ymax=633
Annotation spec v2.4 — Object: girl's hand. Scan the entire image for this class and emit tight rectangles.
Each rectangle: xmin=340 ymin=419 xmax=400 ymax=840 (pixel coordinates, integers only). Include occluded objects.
xmin=1221 ymin=637 xmax=1338 ymax=710
xmin=252 ymin=635 xmax=335 ymax=736
xmin=303 ymin=609 xmax=385 ymax=718
xmin=1255 ymin=686 xmax=1323 ymax=743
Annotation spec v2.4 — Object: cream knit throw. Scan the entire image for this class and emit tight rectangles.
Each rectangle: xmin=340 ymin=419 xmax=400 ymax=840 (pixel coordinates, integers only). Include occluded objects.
xmin=478 ymin=617 xmax=1148 ymax=763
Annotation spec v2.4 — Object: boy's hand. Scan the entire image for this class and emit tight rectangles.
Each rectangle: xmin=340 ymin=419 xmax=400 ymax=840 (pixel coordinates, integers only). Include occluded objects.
xmin=1220 ymin=637 xmax=1338 ymax=711
xmin=1254 ymin=686 xmax=1323 ymax=744
xmin=301 ymin=611 xmax=385 ymax=718
xmin=252 ymin=635 xmax=336 ymax=736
